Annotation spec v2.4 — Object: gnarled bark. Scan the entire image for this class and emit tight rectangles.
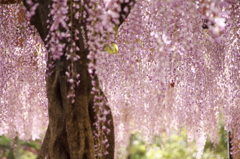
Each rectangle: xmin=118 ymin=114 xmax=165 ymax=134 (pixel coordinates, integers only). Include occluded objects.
xmin=22 ymin=0 xmax=115 ymax=158
xmin=21 ymin=0 xmax=134 ymax=158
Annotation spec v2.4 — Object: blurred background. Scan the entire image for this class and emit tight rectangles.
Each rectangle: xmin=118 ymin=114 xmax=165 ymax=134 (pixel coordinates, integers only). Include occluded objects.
xmin=0 ymin=124 xmax=228 ymax=159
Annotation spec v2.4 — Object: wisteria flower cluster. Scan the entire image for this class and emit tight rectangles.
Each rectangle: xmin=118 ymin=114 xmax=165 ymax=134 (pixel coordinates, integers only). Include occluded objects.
xmin=0 ymin=0 xmax=239 ymax=158
xmin=0 ymin=3 xmax=48 ymax=140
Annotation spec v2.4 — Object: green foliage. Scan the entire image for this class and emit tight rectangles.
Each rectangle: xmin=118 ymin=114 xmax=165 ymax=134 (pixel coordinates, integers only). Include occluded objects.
xmin=0 ymin=125 xmax=228 ymax=159
xmin=126 ymin=128 xmax=227 ymax=159
xmin=0 ymin=135 xmax=41 ymax=159
xmin=104 ymin=43 xmax=119 ymax=55
xmin=103 ymin=25 xmax=119 ymax=55
xmin=203 ymin=125 xmax=228 ymax=159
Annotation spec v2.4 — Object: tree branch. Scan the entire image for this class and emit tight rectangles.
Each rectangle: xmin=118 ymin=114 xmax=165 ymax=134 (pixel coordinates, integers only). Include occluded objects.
xmin=106 ymin=0 xmax=135 ymax=27
xmin=118 ymin=0 xmax=135 ymax=26
xmin=0 ymin=0 xmax=21 ymax=4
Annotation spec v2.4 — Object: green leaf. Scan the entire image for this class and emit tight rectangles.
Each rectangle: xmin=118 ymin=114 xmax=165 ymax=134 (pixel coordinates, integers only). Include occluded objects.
xmin=114 ymin=25 xmax=119 ymax=36
xmin=104 ymin=43 xmax=119 ymax=55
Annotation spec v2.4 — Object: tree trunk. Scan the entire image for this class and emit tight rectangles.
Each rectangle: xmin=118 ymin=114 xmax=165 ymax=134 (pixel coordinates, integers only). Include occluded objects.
xmin=22 ymin=0 xmax=115 ymax=159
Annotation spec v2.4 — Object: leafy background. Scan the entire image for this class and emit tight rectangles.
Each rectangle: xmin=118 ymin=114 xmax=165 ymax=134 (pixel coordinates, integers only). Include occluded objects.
xmin=0 ymin=125 xmax=228 ymax=159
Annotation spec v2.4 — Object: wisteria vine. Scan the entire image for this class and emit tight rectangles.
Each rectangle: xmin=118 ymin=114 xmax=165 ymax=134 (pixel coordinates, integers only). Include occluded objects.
xmin=0 ymin=0 xmax=239 ymax=158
